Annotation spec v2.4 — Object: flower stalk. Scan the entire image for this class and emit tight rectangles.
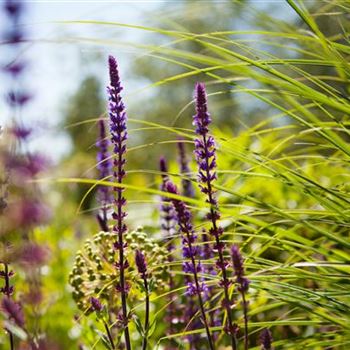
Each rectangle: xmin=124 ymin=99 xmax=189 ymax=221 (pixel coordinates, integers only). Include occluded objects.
xmin=107 ymin=55 xmax=131 ymax=350
xmin=166 ymin=181 xmax=215 ymax=350
xmin=231 ymin=245 xmax=250 ymax=350
xmin=192 ymin=82 xmax=237 ymax=349
xmin=135 ymin=250 xmax=149 ymax=350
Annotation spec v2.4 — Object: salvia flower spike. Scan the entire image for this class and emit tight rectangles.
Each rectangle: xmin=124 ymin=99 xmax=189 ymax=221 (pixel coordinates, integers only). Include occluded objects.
xmin=135 ymin=250 xmax=150 ymax=350
xmin=96 ymin=118 xmax=112 ymax=231
xmin=107 ymin=55 xmax=131 ymax=350
xmin=166 ymin=181 xmax=215 ymax=350
xmin=260 ymin=328 xmax=273 ymax=350
xmin=231 ymin=244 xmax=250 ymax=350
xmin=193 ymin=82 xmax=237 ymax=349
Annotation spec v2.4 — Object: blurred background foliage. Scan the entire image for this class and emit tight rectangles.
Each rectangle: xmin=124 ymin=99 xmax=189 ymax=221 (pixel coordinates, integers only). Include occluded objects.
xmin=1 ymin=0 xmax=350 ymax=349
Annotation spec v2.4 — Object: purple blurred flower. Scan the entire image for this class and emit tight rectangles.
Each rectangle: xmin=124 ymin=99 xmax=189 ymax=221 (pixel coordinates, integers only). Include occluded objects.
xmin=260 ymin=329 xmax=273 ymax=350
xmin=3 ymin=0 xmax=23 ymax=19
xmin=4 ymin=30 xmax=24 ymax=45
xmin=96 ymin=118 xmax=112 ymax=231
xmin=7 ymin=91 xmax=32 ymax=106
xmin=10 ymin=198 xmax=50 ymax=229
xmin=3 ymin=61 xmax=26 ymax=76
xmin=19 ymin=243 xmax=49 ymax=267
xmin=177 ymin=140 xmax=195 ymax=198
xmin=90 ymin=297 xmax=103 ymax=312
xmin=10 ymin=124 xmax=32 ymax=140
xmin=4 ymin=152 xmax=48 ymax=179
xmin=159 ymin=157 xmax=176 ymax=240
xmin=135 ymin=250 xmax=147 ymax=279
xmin=1 ymin=297 xmax=24 ymax=327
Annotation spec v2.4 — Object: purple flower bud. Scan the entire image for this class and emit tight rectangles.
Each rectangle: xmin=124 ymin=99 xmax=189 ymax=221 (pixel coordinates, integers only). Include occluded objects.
xmin=90 ymin=297 xmax=103 ymax=312
xmin=260 ymin=328 xmax=273 ymax=350
xmin=1 ymin=297 xmax=24 ymax=327
xmin=3 ymin=61 xmax=26 ymax=76
xmin=135 ymin=250 xmax=147 ymax=278
xmin=7 ymin=91 xmax=32 ymax=106
xmin=19 ymin=243 xmax=49 ymax=267
xmin=3 ymin=0 xmax=23 ymax=19
xmin=10 ymin=124 xmax=32 ymax=140
xmin=230 ymin=245 xmax=250 ymax=292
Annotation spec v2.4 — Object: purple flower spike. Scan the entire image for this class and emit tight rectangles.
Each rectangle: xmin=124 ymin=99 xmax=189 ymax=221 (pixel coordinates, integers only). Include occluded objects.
xmin=231 ymin=245 xmax=250 ymax=292
xmin=135 ymin=250 xmax=147 ymax=279
xmin=4 ymin=0 xmax=23 ymax=19
xmin=231 ymin=244 xmax=250 ymax=350
xmin=7 ymin=91 xmax=32 ymax=106
xmin=193 ymin=82 xmax=237 ymax=349
xmin=108 ymin=55 xmax=128 ymax=244
xmin=1 ymin=297 xmax=24 ymax=327
xmin=166 ymin=181 xmax=215 ymax=350
xmin=107 ymin=55 xmax=131 ymax=350
xmin=260 ymin=329 xmax=273 ymax=350
xmin=96 ymin=118 xmax=112 ymax=231
xmin=177 ymin=139 xmax=195 ymax=198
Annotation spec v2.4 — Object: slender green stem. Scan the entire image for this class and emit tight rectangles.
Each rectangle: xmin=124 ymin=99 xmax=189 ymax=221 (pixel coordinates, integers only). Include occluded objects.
xmin=142 ymin=277 xmax=150 ymax=350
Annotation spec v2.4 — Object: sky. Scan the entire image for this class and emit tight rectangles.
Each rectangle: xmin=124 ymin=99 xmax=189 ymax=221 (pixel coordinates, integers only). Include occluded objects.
xmin=1 ymin=0 xmax=296 ymax=162
xmin=0 ymin=0 xmax=161 ymax=161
